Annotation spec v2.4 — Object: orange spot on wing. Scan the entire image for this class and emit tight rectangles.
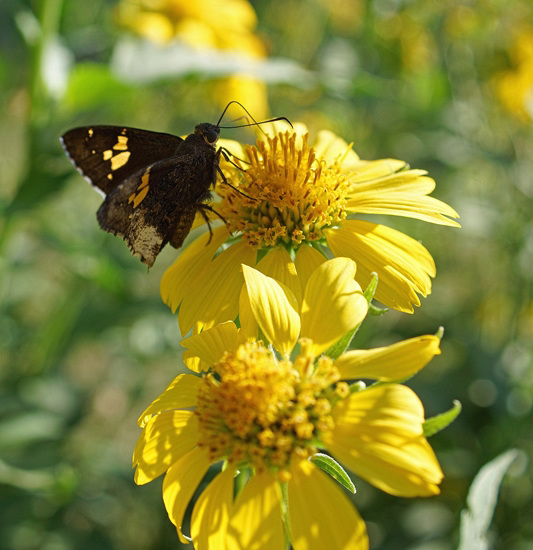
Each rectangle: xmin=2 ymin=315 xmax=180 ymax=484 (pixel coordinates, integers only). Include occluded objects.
xmin=110 ymin=151 xmax=130 ymax=170
xmin=138 ymin=170 xmax=150 ymax=190
xmin=113 ymin=136 xmax=129 ymax=151
xmin=133 ymin=185 xmax=149 ymax=208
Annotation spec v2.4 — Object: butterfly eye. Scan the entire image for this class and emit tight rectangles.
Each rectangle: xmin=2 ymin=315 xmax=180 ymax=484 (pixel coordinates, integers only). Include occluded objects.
xmin=205 ymin=128 xmax=219 ymax=144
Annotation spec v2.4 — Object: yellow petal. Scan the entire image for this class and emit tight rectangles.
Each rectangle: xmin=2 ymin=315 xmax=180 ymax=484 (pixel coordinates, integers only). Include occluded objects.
xmin=117 ymin=5 xmax=174 ymax=43
xmin=334 ymin=334 xmax=441 ymax=381
xmin=238 ymin=284 xmax=258 ymax=340
xmin=175 ymin=18 xmax=216 ymax=48
xmin=312 ymin=128 xmax=360 ymax=164
xmin=218 ymin=138 xmax=248 ymax=162
xmin=163 ymin=447 xmax=211 ymax=543
xmin=178 ymin=241 xmax=256 ymax=334
xmin=262 ymin=121 xmax=309 ymax=143
xmin=191 ymin=466 xmax=235 ymax=550
xmin=161 ymin=226 xmax=229 ymax=314
xmin=202 ymin=0 xmax=259 ymax=33
xmin=213 ymin=75 xmax=269 ymax=122
xmin=288 ymin=460 xmax=368 ymax=550
xmin=137 ymin=374 xmax=202 ymax=426
xmin=183 ymin=349 xmax=208 ymax=373
xmin=326 ymin=221 xmax=435 ymax=313
xmin=256 ymin=247 xmax=302 ymax=306
xmin=242 ymin=264 xmax=300 ymax=356
xmin=226 ymin=471 xmax=285 ymax=550
xmin=300 ymin=258 xmax=368 ymax=356
xmin=349 ymin=169 xmax=434 ymax=192
xmin=346 ymin=170 xmax=460 ymax=226
xmin=325 ymin=384 xmax=443 ymax=497
xmin=133 ymin=411 xmax=198 ymax=485
xmin=293 ymin=244 xmax=326 ymax=299
xmin=181 ymin=321 xmax=239 ymax=368
xmin=347 ymin=159 xmax=408 ymax=183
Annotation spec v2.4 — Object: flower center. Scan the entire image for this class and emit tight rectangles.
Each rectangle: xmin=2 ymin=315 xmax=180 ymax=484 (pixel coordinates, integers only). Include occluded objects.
xmin=217 ymin=132 xmax=351 ymax=249
xmin=195 ymin=341 xmax=344 ymax=478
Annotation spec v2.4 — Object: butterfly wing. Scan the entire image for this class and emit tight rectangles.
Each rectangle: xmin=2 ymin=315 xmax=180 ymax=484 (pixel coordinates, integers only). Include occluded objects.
xmin=97 ymin=146 xmax=217 ymax=267
xmin=60 ymin=126 xmax=184 ymax=195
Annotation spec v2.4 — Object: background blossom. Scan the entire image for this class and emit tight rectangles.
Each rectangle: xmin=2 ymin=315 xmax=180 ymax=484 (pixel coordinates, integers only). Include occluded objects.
xmin=117 ymin=0 xmax=268 ymax=117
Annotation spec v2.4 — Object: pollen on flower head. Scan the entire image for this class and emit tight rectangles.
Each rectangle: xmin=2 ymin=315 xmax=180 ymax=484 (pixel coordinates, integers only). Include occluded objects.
xmin=217 ymin=131 xmax=352 ymax=250
xmin=194 ymin=341 xmax=347 ymax=477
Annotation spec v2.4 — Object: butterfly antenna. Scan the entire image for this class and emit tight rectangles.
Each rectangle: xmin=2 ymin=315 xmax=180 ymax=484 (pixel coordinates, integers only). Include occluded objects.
xmin=217 ymin=101 xmax=292 ymax=135
xmin=227 ymin=115 xmax=250 ymax=126
xmin=216 ymin=101 xmax=241 ymax=126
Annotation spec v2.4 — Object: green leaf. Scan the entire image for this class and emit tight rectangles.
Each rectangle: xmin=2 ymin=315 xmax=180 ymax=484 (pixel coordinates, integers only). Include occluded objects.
xmin=363 ymin=273 xmax=378 ymax=302
xmin=311 ymin=453 xmax=356 ymax=494
xmin=64 ymin=63 xmax=133 ymax=110
xmin=364 ymin=274 xmax=387 ymax=315
xmin=423 ymin=400 xmax=462 ymax=437
xmin=457 ymin=449 xmax=518 ymax=550
xmin=368 ymin=303 xmax=388 ymax=316
xmin=323 ymin=272 xmax=384 ymax=359
xmin=323 ymin=326 xmax=358 ymax=360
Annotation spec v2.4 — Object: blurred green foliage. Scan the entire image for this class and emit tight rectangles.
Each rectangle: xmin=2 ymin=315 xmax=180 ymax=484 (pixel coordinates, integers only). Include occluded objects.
xmin=1 ymin=0 xmax=532 ymax=549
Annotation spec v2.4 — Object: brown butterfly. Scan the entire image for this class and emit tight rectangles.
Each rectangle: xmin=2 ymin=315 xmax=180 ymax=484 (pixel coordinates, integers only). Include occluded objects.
xmin=61 ymin=103 xmax=290 ymax=267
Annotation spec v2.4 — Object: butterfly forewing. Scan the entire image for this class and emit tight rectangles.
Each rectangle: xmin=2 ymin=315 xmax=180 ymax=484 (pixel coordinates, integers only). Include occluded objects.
xmin=61 ymin=126 xmax=184 ymax=194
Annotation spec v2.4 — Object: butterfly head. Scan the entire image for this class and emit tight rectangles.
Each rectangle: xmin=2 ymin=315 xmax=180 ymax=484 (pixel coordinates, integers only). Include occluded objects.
xmin=195 ymin=123 xmax=220 ymax=146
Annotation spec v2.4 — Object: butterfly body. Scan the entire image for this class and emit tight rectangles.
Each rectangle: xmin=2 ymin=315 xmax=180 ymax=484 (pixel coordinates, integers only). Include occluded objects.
xmin=61 ymin=123 xmax=221 ymax=267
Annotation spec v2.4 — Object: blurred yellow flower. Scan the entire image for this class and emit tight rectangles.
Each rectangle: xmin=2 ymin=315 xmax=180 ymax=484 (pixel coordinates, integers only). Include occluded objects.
xmin=117 ymin=0 xmax=268 ymax=117
xmin=118 ymin=0 xmax=264 ymax=52
xmin=134 ymin=258 xmax=443 ymax=549
xmin=162 ymin=123 xmax=459 ymax=335
xmin=211 ymin=74 xmax=269 ymax=124
xmin=495 ymin=27 xmax=533 ymax=121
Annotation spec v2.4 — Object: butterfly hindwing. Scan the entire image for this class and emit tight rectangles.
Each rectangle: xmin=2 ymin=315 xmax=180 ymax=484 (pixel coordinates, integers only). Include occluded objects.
xmin=60 ymin=126 xmax=184 ymax=194
xmin=96 ymin=149 xmax=217 ymax=266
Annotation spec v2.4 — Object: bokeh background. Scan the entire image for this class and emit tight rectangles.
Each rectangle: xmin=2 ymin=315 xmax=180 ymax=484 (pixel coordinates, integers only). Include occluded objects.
xmin=1 ymin=0 xmax=532 ymax=549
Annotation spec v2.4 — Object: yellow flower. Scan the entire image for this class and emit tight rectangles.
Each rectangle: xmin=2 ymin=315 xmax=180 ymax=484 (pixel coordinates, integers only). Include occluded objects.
xmin=117 ymin=0 xmax=264 ymax=52
xmin=135 ymin=258 xmax=444 ymax=549
xmin=117 ymin=0 xmax=268 ymax=117
xmin=211 ymin=75 xmax=269 ymax=123
xmin=162 ymin=123 xmax=459 ymax=335
xmin=494 ymin=27 xmax=533 ymax=121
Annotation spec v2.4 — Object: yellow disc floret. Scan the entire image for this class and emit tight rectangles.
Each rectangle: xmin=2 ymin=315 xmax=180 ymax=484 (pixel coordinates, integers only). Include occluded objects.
xmin=217 ymin=132 xmax=352 ymax=249
xmin=195 ymin=341 xmax=345 ymax=478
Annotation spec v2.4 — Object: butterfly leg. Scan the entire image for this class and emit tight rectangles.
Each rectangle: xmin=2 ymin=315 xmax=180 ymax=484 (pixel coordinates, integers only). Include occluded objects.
xmin=216 ymin=149 xmax=256 ymax=201
xmin=196 ymin=203 xmax=229 ymax=244
xmin=218 ymin=147 xmax=251 ymax=168
xmin=216 ymin=166 xmax=254 ymax=201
